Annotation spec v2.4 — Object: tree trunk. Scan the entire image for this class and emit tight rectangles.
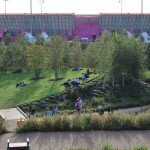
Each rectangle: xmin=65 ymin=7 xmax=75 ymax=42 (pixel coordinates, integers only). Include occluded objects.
xmin=54 ymin=68 xmax=58 ymax=80
xmin=112 ymin=76 xmax=115 ymax=87
xmin=35 ymin=70 xmax=41 ymax=80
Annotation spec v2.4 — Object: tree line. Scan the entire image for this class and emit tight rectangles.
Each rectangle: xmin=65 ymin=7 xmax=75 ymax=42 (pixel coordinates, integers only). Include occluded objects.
xmin=0 ymin=31 xmax=149 ymax=85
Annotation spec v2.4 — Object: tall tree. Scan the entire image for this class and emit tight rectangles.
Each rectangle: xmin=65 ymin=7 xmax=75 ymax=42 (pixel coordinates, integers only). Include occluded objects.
xmin=25 ymin=43 xmax=48 ymax=79
xmin=85 ymin=43 xmax=98 ymax=69
xmin=48 ymin=36 xmax=64 ymax=80
xmin=95 ymin=31 xmax=115 ymax=88
xmin=112 ymin=33 xmax=145 ymax=85
xmin=0 ymin=43 xmax=8 ymax=73
xmin=62 ymin=40 xmax=71 ymax=68
xmin=11 ymin=37 xmax=27 ymax=71
xmin=70 ymin=38 xmax=83 ymax=68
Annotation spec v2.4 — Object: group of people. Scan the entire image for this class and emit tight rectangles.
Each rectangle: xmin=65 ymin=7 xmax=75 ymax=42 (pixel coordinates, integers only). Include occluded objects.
xmin=44 ymin=106 xmax=59 ymax=116
xmin=63 ymin=70 xmax=91 ymax=88
xmin=16 ymin=81 xmax=27 ymax=88
xmin=28 ymin=106 xmax=60 ymax=118
xmin=98 ymin=105 xmax=114 ymax=115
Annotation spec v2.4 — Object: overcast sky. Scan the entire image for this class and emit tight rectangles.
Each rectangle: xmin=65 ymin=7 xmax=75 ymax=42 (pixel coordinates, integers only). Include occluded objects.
xmin=0 ymin=0 xmax=149 ymax=14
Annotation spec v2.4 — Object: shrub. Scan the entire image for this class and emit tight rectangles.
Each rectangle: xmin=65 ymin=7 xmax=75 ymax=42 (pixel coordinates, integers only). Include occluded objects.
xmin=16 ymin=118 xmax=39 ymax=132
xmin=71 ymin=115 xmax=88 ymax=131
xmin=103 ymin=113 xmax=136 ymax=130
xmin=0 ymin=117 xmax=6 ymax=134
xmin=135 ymin=112 xmax=150 ymax=129
xmin=58 ymin=115 xmax=71 ymax=131
xmin=91 ymin=114 xmax=103 ymax=130
xmin=39 ymin=117 xmax=54 ymax=131
xmin=16 ymin=110 xmax=150 ymax=132
xmin=92 ymin=97 xmax=106 ymax=107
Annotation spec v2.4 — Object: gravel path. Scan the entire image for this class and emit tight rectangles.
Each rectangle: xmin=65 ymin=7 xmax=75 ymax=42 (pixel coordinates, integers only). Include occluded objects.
xmin=0 ymin=131 xmax=150 ymax=150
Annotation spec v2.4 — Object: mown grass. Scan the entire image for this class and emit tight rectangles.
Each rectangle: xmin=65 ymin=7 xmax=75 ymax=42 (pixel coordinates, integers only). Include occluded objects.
xmin=16 ymin=110 xmax=150 ymax=132
xmin=0 ymin=69 xmax=94 ymax=109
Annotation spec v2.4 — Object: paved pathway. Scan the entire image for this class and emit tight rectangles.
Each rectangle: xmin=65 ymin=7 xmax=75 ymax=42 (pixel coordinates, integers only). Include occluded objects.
xmin=0 ymin=108 xmax=26 ymax=120
xmin=0 ymin=131 xmax=150 ymax=150
xmin=0 ymin=108 xmax=26 ymax=132
xmin=117 ymin=105 xmax=150 ymax=114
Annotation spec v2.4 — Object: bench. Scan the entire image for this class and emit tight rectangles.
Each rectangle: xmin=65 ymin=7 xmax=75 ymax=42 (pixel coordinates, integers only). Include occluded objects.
xmin=7 ymin=138 xmax=30 ymax=150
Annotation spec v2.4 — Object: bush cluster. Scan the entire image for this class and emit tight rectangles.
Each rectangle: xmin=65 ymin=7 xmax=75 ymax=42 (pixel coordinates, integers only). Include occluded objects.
xmin=16 ymin=110 xmax=150 ymax=132
xmin=0 ymin=117 xmax=6 ymax=134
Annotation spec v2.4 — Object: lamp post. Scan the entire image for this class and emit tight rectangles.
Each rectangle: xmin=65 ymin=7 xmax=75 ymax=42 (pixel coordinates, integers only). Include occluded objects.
xmin=4 ymin=0 xmax=9 ymax=14
xmin=140 ymin=0 xmax=143 ymax=33
xmin=30 ymin=0 xmax=32 ymax=34
xmin=119 ymin=0 xmax=123 ymax=13
xmin=30 ymin=0 xmax=32 ymax=14
xmin=40 ymin=0 xmax=44 ymax=14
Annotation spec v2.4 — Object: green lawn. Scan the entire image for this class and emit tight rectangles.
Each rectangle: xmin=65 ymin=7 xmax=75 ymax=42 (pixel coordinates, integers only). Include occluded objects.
xmin=0 ymin=69 xmax=94 ymax=109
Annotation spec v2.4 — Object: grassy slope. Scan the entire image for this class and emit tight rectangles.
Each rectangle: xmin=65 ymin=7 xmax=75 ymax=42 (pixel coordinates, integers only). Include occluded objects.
xmin=0 ymin=69 xmax=93 ymax=109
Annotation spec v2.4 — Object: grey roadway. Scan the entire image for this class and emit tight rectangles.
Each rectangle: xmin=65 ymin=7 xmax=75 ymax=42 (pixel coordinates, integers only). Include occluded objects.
xmin=0 ymin=106 xmax=150 ymax=149
xmin=0 ymin=131 xmax=150 ymax=150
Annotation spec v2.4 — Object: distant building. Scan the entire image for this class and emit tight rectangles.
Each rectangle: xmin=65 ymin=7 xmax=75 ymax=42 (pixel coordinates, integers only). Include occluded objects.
xmin=0 ymin=13 xmax=149 ymax=42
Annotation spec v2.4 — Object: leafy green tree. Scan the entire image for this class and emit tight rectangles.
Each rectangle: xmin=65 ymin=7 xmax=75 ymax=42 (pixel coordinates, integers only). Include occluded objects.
xmin=84 ymin=43 xmax=98 ymax=69
xmin=62 ymin=40 xmax=71 ymax=68
xmin=112 ymin=33 xmax=145 ymax=85
xmin=47 ymin=36 xmax=64 ymax=80
xmin=0 ymin=43 xmax=8 ymax=73
xmin=95 ymin=31 xmax=115 ymax=88
xmin=25 ymin=44 xmax=48 ymax=79
xmin=11 ymin=38 xmax=27 ymax=71
xmin=70 ymin=38 xmax=83 ymax=68
xmin=146 ymin=44 xmax=150 ymax=70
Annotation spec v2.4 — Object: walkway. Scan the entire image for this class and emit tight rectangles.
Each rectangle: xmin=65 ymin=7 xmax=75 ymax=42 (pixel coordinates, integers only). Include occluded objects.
xmin=117 ymin=105 xmax=150 ymax=114
xmin=0 ymin=108 xmax=26 ymax=120
xmin=0 ymin=131 xmax=150 ymax=150
xmin=0 ymin=108 xmax=26 ymax=132
xmin=0 ymin=105 xmax=150 ymax=132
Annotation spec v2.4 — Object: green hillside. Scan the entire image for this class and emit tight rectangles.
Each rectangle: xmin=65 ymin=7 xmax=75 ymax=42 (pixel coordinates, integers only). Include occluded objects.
xmin=0 ymin=69 xmax=93 ymax=109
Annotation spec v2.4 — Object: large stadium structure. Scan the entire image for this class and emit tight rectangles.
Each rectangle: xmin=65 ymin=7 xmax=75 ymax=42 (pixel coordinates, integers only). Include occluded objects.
xmin=0 ymin=13 xmax=150 ymax=42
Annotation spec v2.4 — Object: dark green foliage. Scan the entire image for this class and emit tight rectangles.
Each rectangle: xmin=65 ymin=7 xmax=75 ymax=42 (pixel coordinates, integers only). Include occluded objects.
xmin=146 ymin=44 xmax=150 ymax=70
xmin=112 ymin=34 xmax=145 ymax=83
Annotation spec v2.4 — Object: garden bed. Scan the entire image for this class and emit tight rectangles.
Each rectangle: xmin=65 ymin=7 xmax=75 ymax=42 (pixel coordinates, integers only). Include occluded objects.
xmin=16 ymin=110 xmax=150 ymax=132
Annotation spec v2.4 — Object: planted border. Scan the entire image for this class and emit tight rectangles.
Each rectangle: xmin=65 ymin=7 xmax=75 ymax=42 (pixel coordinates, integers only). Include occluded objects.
xmin=16 ymin=110 xmax=150 ymax=132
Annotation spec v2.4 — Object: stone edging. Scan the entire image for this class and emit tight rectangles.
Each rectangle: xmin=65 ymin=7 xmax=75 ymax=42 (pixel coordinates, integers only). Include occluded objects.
xmin=0 ymin=114 xmax=5 ymax=119
xmin=16 ymin=107 xmax=28 ymax=118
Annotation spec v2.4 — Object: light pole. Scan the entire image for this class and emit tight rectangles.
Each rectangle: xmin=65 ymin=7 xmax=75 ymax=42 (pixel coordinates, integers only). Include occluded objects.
xmin=141 ymin=0 xmax=143 ymax=33
xmin=40 ymin=0 xmax=44 ymax=14
xmin=119 ymin=0 xmax=123 ymax=13
xmin=4 ymin=0 xmax=9 ymax=14
xmin=30 ymin=0 xmax=32 ymax=34
xmin=30 ymin=0 xmax=32 ymax=14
